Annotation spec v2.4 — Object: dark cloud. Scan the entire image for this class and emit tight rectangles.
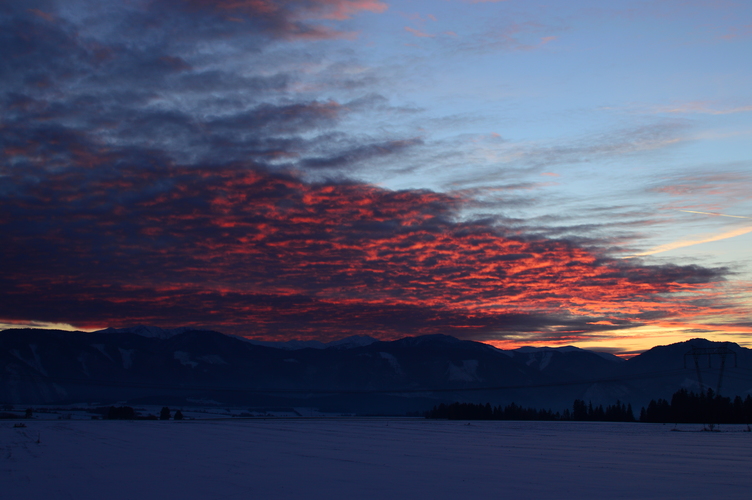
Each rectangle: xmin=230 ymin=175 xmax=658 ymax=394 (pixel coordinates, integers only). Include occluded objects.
xmin=160 ymin=0 xmax=389 ymax=40
xmin=301 ymin=138 xmax=424 ymax=169
xmin=0 ymin=1 xmax=414 ymax=173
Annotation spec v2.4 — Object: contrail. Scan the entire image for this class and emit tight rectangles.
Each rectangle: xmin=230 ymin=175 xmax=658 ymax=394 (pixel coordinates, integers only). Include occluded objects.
xmin=625 ymin=210 xmax=752 ymax=258
xmin=627 ymin=225 xmax=752 ymax=257
xmin=680 ymin=210 xmax=752 ymax=219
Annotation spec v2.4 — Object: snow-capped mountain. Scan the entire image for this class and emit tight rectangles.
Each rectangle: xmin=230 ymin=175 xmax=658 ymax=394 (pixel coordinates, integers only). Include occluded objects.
xmin=513 ymin=345 xmax=624 ymax=364
xmin=2 ymin=328 xmax=750 ymax=414
xmin=240 ymin=334 xmax=378 ymax=350
xmin=96 ymin=325 xmax=196 ymax=340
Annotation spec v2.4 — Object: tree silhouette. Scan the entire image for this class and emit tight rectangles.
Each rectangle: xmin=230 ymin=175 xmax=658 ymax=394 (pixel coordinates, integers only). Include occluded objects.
xmin=426 ymin=399 xmax=635 ymax=422
xmin=106 ymin=406 xmax=136 ymax=419
xmin=572 ymin=399 xmax=588 ymax=420
xmin=640 ymin=389 xmax=752 ymax=424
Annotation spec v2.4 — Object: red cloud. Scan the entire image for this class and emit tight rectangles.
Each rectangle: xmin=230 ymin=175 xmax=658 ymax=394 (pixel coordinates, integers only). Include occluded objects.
xmin=0 ymin=165 xmax=729 ymax=341
xmin=197 ymin=0 xmax=388 ymax=18
xmin=176 ymin=0 xmax=387 ymax=38
xmin=404 ymin=26 xmax=434 ymax=38
xmin=27 ymin=8 xmax=55 ymax=22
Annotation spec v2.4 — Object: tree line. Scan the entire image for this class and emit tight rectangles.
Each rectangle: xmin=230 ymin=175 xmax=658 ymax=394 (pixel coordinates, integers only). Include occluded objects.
xmin=97 ymin=406 xmax=184 ymax=420
xmin=640 ymin=388 xmax=752 ymax=424
xmin=427 ymin=389 xmax=752 ymax=424
xmin=426 ymin=400 xmax=635 ymax=422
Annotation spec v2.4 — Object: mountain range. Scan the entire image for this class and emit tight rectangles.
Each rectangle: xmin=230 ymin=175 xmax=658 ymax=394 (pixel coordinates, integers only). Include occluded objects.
xmin=2 ymin=327 xmax=751 ymax=415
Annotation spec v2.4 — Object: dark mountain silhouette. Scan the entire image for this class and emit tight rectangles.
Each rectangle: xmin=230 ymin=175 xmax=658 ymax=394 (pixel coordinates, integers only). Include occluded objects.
xmin=604 ymin=338 xmax=752 ymax=408
xmin=98 ymin=325 xmax=380 ymax=350
xmin=2 ymin=329 xmax=750 ymax=415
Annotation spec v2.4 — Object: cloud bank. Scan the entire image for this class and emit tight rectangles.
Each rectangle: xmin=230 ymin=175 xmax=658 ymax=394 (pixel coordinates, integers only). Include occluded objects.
xmin=0 ymin=1 xmax=738 ymax=343
xmin=0 ymin=161 xmax=728 ymax=341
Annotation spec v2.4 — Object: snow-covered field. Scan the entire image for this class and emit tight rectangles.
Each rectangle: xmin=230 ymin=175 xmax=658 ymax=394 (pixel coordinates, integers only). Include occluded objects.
xmin=3 ymin=418 xmax=752 ymax=499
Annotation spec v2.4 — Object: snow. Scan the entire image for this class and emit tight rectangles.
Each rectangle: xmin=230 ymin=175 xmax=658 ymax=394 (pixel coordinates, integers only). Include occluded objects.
xmin=196 ymin=354 xmax=227 ymax=365
xmin=10 ymin=346 xmax=47 ymax=376
xmin=118 ymin=348 xmax=135 ymax=369
xmin=538 ymin=351 xmax=553 ymax=370
xmin=448 ymin=360 xmax=480 ymax=381
xmin=90 ymin=344 xmax=112 ymax=361
xmin=173 ymin=351 xmax=198 ymax=368
xmin=514 ymin=345 xmax=623 ymax=363
xmin=98 ymin=325 xmax=190 ymax=340
xmin=4 ymin=419 xmax=752 ymax=499
xmin=77 ymin=354 xmax=89 ymax=376
xmin=242 ymin=334 xmax=379 ymax=350
xmin=327 ymin=335 xmax=379 ymax=349
xmin=378 ymin=351 xmax=404 ymax=374
xmin=524 ymin=350 xmax=554 ymax=370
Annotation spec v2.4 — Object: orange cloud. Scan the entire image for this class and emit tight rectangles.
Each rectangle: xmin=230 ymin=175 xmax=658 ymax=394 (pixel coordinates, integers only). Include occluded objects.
xmin=1 ymin=165 xmax=732 ymax=341
xmin=628 ymin=225 xmax=752 ymax=257
xmin=27 ymin=8 xmax=55 ymax=22
xmin=178 ymin=0 xmax=387 ymax=39
xmin=405 ymin=26 xmax=435 ymax=38
xmin=653 ymin=101 xmax=752 ymax=115
xmin=310 ymin=0 xmax=389 ymax=20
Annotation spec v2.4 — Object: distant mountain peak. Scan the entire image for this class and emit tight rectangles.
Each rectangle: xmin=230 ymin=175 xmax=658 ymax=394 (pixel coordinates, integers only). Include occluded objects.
xmin=394 ymin=334 xmax=463 ymax=347
xmin=644 ymin=338 xmax=742 ymax=353
xmin=239 ymin=334 xmax=379 ymax=350
xmin=96 ymin=327 xmax=382 ymax=350
xmin=514 ymin=345 xmax=580 ymax=353
xmin=96 ymin=325 xmax=196 ymax=340
xmin=326 ymin=335 xmax=380 ymax=349
xmin=513 ymin=345 xmax=623 ymax=363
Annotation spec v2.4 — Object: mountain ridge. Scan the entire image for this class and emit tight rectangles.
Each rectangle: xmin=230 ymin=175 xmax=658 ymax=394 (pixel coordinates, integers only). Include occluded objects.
xmin=2 ymin=328 xmax=750 ymax=415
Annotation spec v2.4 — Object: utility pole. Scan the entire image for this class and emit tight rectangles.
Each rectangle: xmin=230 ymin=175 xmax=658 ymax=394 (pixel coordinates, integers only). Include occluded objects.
xmin=683 ymin=345 xmax=737 ymax=396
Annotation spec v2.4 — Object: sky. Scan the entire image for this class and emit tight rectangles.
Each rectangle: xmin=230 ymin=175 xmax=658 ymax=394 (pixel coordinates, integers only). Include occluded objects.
xmin=1 ymin=0 xmax=751 ymax=356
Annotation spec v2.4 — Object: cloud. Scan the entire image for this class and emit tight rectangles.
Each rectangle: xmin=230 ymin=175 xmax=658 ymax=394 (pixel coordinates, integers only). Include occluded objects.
xmin=27 ymin=8 xmax=55 ymax=22
xmin=627 ymin=225 xmax=752 ymax=257
xmin=170 ymin=0 xmax=388 ymax=38
xmin=679 ymin=210 xmax=752 ymax=220
xmin=445 ymin=20 xmax=562 ymax=53
xmin=0 ymin=3 xmax=413 ymax=176
xmin=404 ymin=26 xmax=435 ymax=38
xmin=0 ymin=320 xmax=85 ymax=332
xmin=652 ymin=101 xmax=752 ymax=115
xmin=650 ymin=172 xmax=752 ymax=212
xmin=719 ymin=23 xmax=752 ymax=41
xmin=301 ymin=138 xmax=424 ymax=169
xmin=432 ymin=122 xmax=691 ymax=191
xmin=0 ymin=162 xmax=730 ymax=340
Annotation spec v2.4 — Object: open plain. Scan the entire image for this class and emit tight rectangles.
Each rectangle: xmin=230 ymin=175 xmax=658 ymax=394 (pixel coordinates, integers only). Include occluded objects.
xmin=3 ymin=418 xmax=752 ymax=499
